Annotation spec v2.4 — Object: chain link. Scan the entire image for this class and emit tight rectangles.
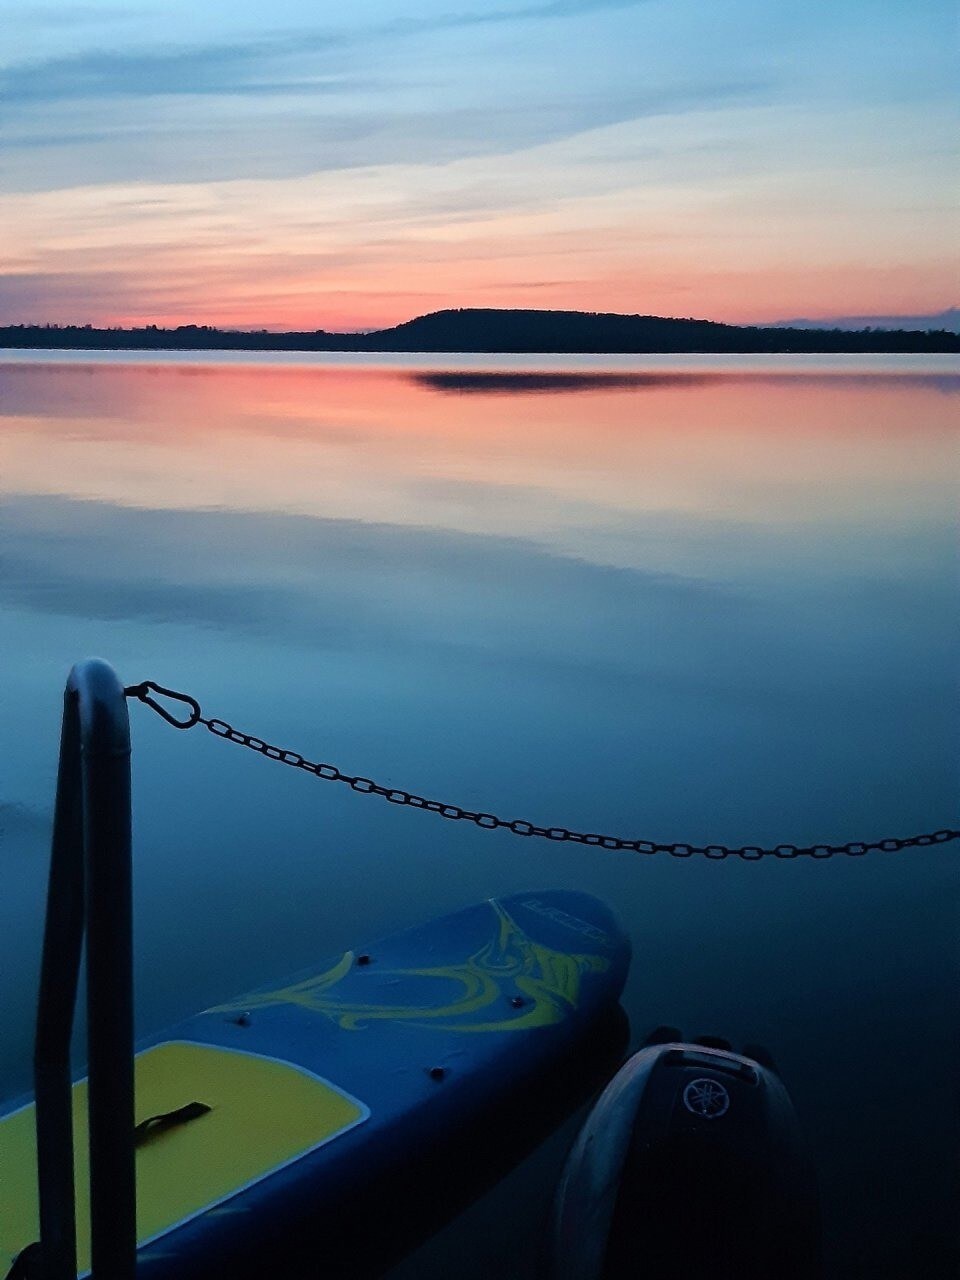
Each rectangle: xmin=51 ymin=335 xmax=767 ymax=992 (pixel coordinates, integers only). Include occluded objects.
xmin=124 ymin=682 xmax=959 ymax=862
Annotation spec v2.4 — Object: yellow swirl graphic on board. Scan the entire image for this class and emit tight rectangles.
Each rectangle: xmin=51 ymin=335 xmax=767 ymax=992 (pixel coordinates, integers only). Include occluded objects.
xmin=210 ymin=903 xmax=609 ymax=1033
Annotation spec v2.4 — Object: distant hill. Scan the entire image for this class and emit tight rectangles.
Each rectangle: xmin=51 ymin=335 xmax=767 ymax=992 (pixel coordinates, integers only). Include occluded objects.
xmin=774 ymin=307 xmax=960 ymax=335
xmin=2 ymin=307 xmax=959 ymax=353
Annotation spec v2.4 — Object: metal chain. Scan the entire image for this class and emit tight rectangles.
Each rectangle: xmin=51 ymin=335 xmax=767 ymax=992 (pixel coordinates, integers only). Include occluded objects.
xmin=124 ymin=681 xmax=959 ymax=861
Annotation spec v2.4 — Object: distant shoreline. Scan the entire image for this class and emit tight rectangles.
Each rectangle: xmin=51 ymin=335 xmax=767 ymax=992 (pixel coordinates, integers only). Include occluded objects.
xmin=2 ymin=307 xmax=958 ymax=354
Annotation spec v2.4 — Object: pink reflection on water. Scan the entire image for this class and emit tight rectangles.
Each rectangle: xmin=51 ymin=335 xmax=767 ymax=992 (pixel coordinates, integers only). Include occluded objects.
xmin=1 ymin=360 xmax=956 ymax=544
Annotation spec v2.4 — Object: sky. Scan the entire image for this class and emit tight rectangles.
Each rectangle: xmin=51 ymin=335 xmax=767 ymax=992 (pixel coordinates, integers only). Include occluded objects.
xmin=1 ymin=0 xmax=957 ymax=330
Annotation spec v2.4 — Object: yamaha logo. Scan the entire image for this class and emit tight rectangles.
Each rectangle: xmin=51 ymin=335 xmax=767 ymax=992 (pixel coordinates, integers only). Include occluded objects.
xmin=682 ymin=1077 xmax=730 ymax=1118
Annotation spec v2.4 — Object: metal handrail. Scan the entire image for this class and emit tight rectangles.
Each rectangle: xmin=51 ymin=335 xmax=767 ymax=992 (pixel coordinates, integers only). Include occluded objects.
xmin=33 ymin=660 xmax=136 ymax=1280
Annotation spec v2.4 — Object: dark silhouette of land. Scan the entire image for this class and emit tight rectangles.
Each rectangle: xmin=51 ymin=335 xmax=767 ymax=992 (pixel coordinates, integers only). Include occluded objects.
xmin=776 ymin=307 xmax=960 ymax=334
xmin=2 ymin=308 xmax=958 ymax=353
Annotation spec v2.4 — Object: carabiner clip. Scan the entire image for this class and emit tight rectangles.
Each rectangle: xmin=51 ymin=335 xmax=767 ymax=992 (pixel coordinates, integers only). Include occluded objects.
xmin=124 ymin=681 xmax=202 ymax=729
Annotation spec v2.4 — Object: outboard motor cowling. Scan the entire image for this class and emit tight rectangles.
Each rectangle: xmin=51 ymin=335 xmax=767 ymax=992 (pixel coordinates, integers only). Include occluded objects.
xmin=547 ymin=1036 xmax=821 ymax=1280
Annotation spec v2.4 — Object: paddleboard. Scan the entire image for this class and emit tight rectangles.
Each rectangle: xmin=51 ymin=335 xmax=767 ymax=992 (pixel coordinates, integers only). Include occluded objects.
xmin=1 ymin=890 xmax=630 ymax=1279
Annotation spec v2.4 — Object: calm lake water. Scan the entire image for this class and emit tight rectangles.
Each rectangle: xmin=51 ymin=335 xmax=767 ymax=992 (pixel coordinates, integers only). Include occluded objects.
xmin=1 ymin=352 xmax=957 ymax=1278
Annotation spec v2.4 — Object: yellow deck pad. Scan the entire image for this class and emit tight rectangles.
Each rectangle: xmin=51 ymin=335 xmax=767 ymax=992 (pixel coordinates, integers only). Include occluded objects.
xmin=0 ymin=1041 xmax=367 ymax=1275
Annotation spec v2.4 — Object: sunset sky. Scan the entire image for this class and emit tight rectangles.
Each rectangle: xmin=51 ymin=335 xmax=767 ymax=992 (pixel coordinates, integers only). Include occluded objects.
xmin=2 ymin=0 xmax=956 ymax=331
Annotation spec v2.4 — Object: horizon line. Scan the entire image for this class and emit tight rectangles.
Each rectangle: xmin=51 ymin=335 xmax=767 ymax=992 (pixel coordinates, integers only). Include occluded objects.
xmin=2 ymin=303 xmax=959 ymax=337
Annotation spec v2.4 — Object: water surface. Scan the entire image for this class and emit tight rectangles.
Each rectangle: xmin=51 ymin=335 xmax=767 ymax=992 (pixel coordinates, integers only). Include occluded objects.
xmin=1 ymin=353 xmax=957 ymax=1277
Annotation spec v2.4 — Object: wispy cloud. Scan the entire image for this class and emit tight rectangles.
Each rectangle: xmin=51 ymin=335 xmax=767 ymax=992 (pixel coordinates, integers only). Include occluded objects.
xmin=0 ymin=0 xmax=709 ymax=197
xmin=3 ymin=1 xmax=649 ymax=106
xmin=12 ymin=3 xmax=149 ymax=29
xmin=0 ymin=271 xmax=139 ymax=322
xmin=3 ymin=77 xmax=771 ymax=194
xmin=2 ymin=41 xmax=339 ymax=104
xmin=381 ymin=0 xmax=647 ymax=37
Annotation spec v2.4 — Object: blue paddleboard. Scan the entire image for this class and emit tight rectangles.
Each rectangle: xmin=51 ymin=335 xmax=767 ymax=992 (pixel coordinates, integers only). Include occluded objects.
xmin=1 ymin=890 xmax=630 ymax=1278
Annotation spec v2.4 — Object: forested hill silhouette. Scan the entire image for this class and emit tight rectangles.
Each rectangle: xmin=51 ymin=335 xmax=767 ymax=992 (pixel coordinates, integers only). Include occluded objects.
xmin=3 ymin=307 xmax=959 ymax=353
